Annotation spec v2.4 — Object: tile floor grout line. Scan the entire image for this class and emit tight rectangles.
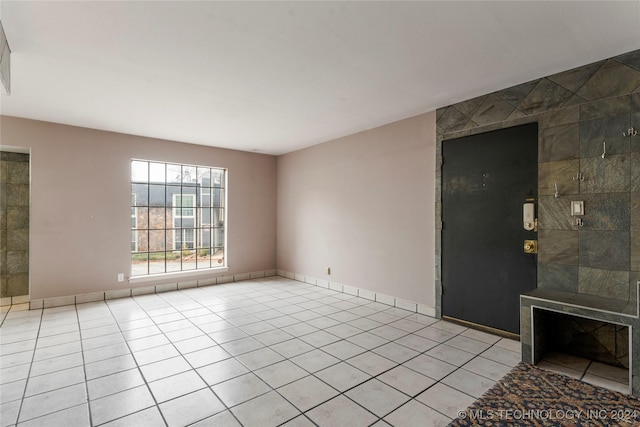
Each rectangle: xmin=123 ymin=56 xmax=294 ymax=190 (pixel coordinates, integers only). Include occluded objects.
xmin=101 ymin=297 xmax=171 ymax=427
xmin=12 ymin=305 xmax=44 ymax=426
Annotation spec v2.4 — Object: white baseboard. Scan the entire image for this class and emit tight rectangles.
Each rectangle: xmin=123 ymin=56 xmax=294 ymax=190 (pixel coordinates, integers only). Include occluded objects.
xmin=277 ymin=270 xmax=437 ymax=317
xmin=29 ymin=269 xmax=278 ymax=310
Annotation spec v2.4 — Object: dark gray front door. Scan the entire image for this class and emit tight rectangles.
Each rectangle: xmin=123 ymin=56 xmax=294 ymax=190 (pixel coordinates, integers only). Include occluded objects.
xmin=442 ymin=123 xmax=538 ymax=334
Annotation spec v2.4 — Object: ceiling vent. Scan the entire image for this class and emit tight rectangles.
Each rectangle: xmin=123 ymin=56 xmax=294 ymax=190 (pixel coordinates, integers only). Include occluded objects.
xmin=0 ymin=20 xmax=11 ymax=95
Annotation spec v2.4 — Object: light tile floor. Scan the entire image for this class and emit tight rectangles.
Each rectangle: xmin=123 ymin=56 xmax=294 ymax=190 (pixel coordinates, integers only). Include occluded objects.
xmin=0 ymin=277 xmax=523 ymax=427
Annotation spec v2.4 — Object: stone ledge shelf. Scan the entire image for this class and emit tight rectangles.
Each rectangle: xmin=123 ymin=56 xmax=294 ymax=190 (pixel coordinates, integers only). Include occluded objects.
xmin=520 ymin=283 xmax=640 ymax=396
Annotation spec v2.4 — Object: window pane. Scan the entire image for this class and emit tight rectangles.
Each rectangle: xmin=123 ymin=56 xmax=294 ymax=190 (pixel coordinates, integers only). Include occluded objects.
xmin=131 ymin=252 xmax=148 ymax=276
xmin=212 ymin=189 xmax=224 ymax=208
xmin=197 ymin=167 xmax=211 ymax=187
xmin=212 ymin=247 xmax=224 ymax=266
xmin=167 ymin=164 xmax=182 ymax=184
xmin=200 ymin=187 xmax=212 ymax=208
xmin=132 ymin=184 xmax=148 ymax=206
xmin=212 ymin=227 xmax=224 ymax=248
xmin=196 ymin=249 xmax=211 ymax=269
xmin=149 ymin=162 xmax=166 ymax=183
xmin=149 ymin=230 xmax=165 ymax=252
xmin=167 ymin=252 xmax=182 ymax=272
xmin=197 ymin=228 xmax=209 ymax=249
xmin=149 ymin=185 xmax=165 ymax=207
xmin=149 ymin=252 xmax=166 ymax=274
xmin=212 ymin=208 xmax=224 ymax=226
xmin=131 ymin=161 xmax=148 ymax=183
xmin=212 ymin=169 xmax=224 ymax=188
xmin=148 ymin=208 xmax=164 ymax=229
xmin=183 ymin=166 xmax=196 ymax=184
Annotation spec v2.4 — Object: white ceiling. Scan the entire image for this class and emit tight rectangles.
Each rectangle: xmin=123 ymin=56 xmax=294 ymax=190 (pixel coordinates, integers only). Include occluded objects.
xmin=1 ymin=1 xmax=639 ymax=155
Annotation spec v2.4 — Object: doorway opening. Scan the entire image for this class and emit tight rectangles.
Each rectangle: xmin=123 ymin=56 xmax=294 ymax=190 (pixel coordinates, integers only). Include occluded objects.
xmin=1 ymin=148 xmax=30 ymax=307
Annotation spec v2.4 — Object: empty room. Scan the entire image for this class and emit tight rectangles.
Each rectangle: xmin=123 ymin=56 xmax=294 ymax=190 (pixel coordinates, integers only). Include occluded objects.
xmin=1 ymin=1 xmax=640 ymax=426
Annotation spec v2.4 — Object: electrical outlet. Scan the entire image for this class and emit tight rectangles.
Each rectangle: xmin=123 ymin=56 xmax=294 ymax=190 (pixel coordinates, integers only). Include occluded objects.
xmin=117 ymin=273 xmax=125 ymax=282
xmin=326 ymin=267 xmax=331 ymax=275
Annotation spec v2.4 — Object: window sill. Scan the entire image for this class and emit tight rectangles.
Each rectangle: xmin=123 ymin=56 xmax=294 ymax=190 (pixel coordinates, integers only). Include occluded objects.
xmin=129 ymin=267 xmax=229 ymax=285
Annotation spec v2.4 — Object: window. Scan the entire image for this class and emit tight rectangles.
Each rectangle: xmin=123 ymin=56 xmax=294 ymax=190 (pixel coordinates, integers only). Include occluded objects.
xmin=131 ymin=160 xmax=226 ymax=276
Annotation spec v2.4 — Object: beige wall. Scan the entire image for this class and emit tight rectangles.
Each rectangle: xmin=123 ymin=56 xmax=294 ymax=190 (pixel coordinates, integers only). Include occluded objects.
xmin=277 ymin=112 xmax=437 ymax=306
xmin=0 ymin=116 xmax=277 ymax=299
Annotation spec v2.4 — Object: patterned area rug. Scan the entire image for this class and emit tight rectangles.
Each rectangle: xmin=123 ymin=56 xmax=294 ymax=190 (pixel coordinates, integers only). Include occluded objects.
xmin=449 ymin=363 xmax=640 ymax=426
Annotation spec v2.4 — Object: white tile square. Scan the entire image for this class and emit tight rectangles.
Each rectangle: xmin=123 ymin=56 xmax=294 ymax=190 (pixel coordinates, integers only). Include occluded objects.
xmin=173 ymin=335 xmax=216 ymax=354
xmin=306 ymin=395 xmax=377 ymax=427
xmin=377 ymin=365 xmax=436 ymax=397
xmin=212 ymin=372 xmax=271 ymax=407
xmin=373 ymin=342 xmax=419 ymax=363
xmin=17 ymin=404 xmax=90 ymax=427
xmin=99 ymin=406 xmax=165 ymax=427
xmin=347 ymin=332 xmax=388 ymax=350
xmin=85 ymin=354 xmax=137 ymax=380
xmin=481 ymin=346 xmax=521 ymax=367
xmin=190 ymin=410 xmax=242 ymax=427
xmin=19 ymin=383 xmax=87 ymax=423
xmin=417 ymin=382 xmax=476 ymax=418
xmin=403 ymin=354 xmax=456 ymax=381
xmin=254 ymin=360 xmax=308 ymax=388
xmin=347 ymin=351 xmax=397 ymax=376
xmin=384 ymin=399 xmax=450 ymax=427
xmin=320 ymin=340 xmax=366 ymax=360
xmin=299 ymin=330 xmax=341 ymax=348
xmin=395 ymin=334 xmax=439 ymax=352
xmin=87 ymin=368 xmax=145 ymax=400
xmin=90 ymin=385 xmax=155 ymax=425
xmin=139 ymin=355 xmax=191 ymax=382
xmin=270 ymin=338 xmax=315 ymax=358
xmin=197 ymin=358 xmax=249 ymax=385
xmin=236 ymin=347 xmax=284 ymax=370
xmin=221 ymin=336 xmax=264 ymax=356
xmin=149 ymin=370 xmax=208 ymax=403
xmin=462 ymin=356 xmax=512 ymax=381
xmin=232 ymin=390 xmax=300 ymax=427
xmin=346 ymin=378 xmax=409 ymax=417
xmin=24 ymin=366 xmax=85 ymax=397
xmin=445 ymin=335 xmax=492 ymax=354
xmin=426 ymin=344 xmax=475 ymax=367
xmin=291 ymin=349 xmax=340 ymax=373
xmin=441 ymin=368 xmax=496 ymax=398
xmin=461 ymin=328 xmax=501 ymax=345
xmin=278 ymin=375 xmax=339 ymax=412
xmin=159 ymin=388 xmax=225 ymax=427
xmin=184 ymin=345 xmax=231 ymax=368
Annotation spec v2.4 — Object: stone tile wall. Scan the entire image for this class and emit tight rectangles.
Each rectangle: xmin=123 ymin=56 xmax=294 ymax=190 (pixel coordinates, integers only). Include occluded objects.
xmin=435 ymin=50 xmax=640 ymax=365
xmin=1 ymin=152 xmax=29 ymax=298
xmin=436 ymin=49 xmax=640 ymax=310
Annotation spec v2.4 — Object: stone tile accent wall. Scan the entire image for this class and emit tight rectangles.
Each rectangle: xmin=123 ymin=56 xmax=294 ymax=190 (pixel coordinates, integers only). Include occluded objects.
xmin=435 ymin=49 xmax=640 ymax=368
xmin=436 ymin=49 xmax=640 ymax=310
xmin=1 ymin=152 xmax=29 ymax=298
